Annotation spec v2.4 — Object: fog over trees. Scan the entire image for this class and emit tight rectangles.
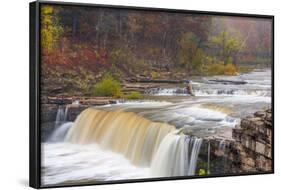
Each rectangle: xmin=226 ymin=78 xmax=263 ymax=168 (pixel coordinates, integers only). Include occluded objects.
xmin=40 ymin=5 xmax=272 ymax=96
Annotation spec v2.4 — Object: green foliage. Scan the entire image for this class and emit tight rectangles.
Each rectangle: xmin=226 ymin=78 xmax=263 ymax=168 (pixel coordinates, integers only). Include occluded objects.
xmin=41 ymin=5 xmax=63 ymax=53
xmin=93 ymin=75 xmax=123 ymax=97
xmin=125 ymin=91 xmax=143 ymax=100
xmin=150 ymin=71 xmax=158 ymax=79
xmin=201 ymin=63 xmax=237 ymax=76
xmin=209 ymin=31 xmax=243 ymax=65
xmin=177 ymin=32 xmax=204 ymax=73
xmin=198 ymin=169 xmax=206 ymax=176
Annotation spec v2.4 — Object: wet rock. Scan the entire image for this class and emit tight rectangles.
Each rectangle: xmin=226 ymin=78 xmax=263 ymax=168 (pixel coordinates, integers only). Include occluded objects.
xmin=41 ymin=122 xmax=56 ymax=142
xmin=67 ymin=106 xmax=89 ymax=121
xmin=254 ymin=111 xmax=266 ymax=118
xmin=47 ymin=97 xmax=73 ymax=105
xmin=229 ymin=108 xmax=272 ymax=172
xmin=41 ymin=104 xmax=59 ymax=123
xmin=265 ymin=113 xmax=272 ymax=122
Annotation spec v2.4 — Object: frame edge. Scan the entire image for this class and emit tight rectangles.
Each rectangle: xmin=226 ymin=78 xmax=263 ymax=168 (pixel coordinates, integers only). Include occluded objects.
xmin=29 ymin=1 xmax=41 ymax=189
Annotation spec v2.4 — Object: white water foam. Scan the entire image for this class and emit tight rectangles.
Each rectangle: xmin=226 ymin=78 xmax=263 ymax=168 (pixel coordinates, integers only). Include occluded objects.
xmin=42 ymin=143 xmax=150 ymax=186
xmin=48 ymin=122 xmax=74 ymax=142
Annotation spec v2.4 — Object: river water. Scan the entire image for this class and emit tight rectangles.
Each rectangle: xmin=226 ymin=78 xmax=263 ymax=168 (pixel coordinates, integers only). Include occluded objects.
xmin=42 ymin=69 xmax=271 ymax=186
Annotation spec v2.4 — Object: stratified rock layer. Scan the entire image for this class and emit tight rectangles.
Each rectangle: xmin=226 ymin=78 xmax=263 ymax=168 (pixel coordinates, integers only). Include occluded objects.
xmin=231 ymin=109 xmax=272 ymax=172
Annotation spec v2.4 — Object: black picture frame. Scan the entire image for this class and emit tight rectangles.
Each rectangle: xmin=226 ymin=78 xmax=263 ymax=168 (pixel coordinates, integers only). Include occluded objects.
xmin=29 ymin=1 xmax=274 ymax=189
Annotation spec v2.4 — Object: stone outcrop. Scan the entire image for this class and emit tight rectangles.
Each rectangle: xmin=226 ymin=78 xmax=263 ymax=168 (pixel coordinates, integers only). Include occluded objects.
xmin=230 ymin=109 xmax=272 ymax=172
xmin=40 ymin=96 xmax=120 ymax=141
xmin=196 ymin=109 xmax=272 ymax=175
xmin=41 ymin=96 xmax=119 ymax=105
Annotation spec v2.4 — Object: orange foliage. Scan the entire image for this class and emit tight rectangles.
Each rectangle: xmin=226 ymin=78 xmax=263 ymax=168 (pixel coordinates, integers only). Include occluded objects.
xmin=42 ymin=39 xmax=109 ymax=72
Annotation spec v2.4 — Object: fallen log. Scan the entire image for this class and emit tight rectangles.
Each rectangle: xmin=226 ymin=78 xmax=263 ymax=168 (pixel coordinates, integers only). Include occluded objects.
xmin=125 ymin=78 xmax=190 ymax=84
xmin=208 ymin=79 xmax=247 ymax=85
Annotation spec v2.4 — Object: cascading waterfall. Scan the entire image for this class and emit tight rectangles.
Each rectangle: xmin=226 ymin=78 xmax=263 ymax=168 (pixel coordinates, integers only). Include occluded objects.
xmin=55 ymin=105 xmax=69 ymax=128
xmin=49 ymin=122 xmax=73 ymax=142
xmin=63 ymin=108 xmax=203 ymax=176
xmin=65 ymin=108 xmax=176 ymax=167
xmin=150 ymin=132 xmax=202 ymax=176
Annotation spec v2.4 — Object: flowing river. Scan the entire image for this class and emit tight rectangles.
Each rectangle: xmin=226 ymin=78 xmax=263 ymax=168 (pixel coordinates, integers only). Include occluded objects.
xmin=42 ymin=69 xmax=271 ymax=186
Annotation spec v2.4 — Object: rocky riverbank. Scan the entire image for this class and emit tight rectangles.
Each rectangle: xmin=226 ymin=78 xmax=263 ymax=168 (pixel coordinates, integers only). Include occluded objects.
xmin=230 ymin=108 xmax=272 ymax=172
xmin=192 ymin=108 xmax=272 ymax=175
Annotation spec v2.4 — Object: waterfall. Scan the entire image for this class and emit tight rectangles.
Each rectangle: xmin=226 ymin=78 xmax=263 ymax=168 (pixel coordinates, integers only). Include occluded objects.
xmin=55 ymin=105 xmax=69 ymax=128
xmin=64 ymin=108 xmax=203 ymax=176
xmin=48 ymin=122 xmax=73 ymax=142
xmin=150 ymin=132 xmax=202 ymax=176
xmin=65 ymin=108 xmax=176 ymax=167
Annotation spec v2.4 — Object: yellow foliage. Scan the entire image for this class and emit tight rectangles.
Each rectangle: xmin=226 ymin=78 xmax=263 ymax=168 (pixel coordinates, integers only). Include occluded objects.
xmin=41 ymin=6 xmax=53 ymax=14
xmin=93 ymin=75 xmax=123 ymax=98
xmin=224 ymin=63 xmax=237 ymax=75
xmin=125 ymin=91 xmax=142 ymax=100
xmin=151 ymin=71 xmax=158 ymax=79
xmin=199 ymin=169 xmax=206 ymax=176
xmin=41 ymin=5 xmax=63 ymax=53
xmin=202 ymin=63 xmax=237 ymax=76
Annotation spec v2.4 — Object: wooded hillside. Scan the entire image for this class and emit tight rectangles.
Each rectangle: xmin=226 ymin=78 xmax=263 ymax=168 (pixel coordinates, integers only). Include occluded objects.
xmin=40 ymin=5 xmax=272 ymax=96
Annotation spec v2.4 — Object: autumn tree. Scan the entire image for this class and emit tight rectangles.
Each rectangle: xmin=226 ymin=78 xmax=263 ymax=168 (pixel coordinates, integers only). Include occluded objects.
xmin=209 ymin=31 xmax=243 ymax=65
xmin=177 ymin=32 xmax=204 ymax=74
xmin=41 ymin=5 xmax=63 ymax=54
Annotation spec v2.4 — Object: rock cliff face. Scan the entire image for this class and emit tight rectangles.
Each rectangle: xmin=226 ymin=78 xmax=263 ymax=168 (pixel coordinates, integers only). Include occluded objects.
xmin=230 ymin=109 xmax=272 ymax=172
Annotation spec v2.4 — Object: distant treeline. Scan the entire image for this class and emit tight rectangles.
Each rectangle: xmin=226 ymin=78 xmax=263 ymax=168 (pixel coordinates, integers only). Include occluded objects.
xmin=40 ymin=5 xmax=272 ymax=96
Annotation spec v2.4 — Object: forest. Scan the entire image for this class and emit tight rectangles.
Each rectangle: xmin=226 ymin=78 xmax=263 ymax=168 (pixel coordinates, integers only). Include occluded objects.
xmin=40 ymin=5 xmax=272 ymax=97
